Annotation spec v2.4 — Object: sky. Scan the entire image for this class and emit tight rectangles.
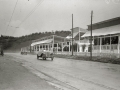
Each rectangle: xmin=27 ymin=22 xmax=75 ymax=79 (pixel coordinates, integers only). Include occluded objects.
xmin=0 ymin=0 xmax=120 ymax=37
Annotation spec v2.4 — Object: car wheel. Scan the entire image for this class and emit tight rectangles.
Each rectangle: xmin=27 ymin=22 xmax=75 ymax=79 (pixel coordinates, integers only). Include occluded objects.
xmin=42 ymin=54 xmax=46 ymax=60
xmin=37 ymin=55 xmax=39 ymax=60
xmin=51 ymin=57 xmax=53 ymax=61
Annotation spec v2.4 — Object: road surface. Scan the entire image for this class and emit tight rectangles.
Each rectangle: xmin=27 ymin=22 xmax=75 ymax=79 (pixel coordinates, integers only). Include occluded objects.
xmin=0 ymin=53 xmax=59 ymax=90
xmin=3 ymin=53 xmax=120 ymax=90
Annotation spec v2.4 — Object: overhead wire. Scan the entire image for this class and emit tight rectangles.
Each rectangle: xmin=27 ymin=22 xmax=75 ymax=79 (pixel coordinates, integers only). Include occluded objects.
xmin=13 ymin=0 xmax=112 ymax=36
xmin=18 ymin=0 xmax=44 ymax=27
xmin=5 ymin=0 xmax=19 ymax=35
xmin=13 ymin=0 xmax=44 ymax=36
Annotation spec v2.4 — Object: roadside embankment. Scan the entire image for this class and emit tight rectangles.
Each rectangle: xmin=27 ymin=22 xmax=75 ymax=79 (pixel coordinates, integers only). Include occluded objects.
xmin=54 ymin=54 xmax=120 ymax=64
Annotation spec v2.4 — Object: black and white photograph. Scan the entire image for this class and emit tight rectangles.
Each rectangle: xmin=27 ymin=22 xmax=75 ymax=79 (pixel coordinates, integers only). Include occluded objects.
xmin=0 ymin=0 xmax=120 ymax=90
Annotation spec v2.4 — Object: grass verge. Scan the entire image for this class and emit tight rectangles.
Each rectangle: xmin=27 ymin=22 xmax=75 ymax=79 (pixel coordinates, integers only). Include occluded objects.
xmin=54 ymin=54 xmax=120 ymax=64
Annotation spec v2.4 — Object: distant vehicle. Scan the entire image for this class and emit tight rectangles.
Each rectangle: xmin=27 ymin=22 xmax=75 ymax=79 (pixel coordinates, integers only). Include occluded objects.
xmin=21 ymin=50 xmax=27 ymax=55
xmin=21 ymin=46 xmax=31 ymax=55
xmin=37 ymin=50 xmax=54 ymax=61
xmin=21 ymin=49 xmax=27 ymax=55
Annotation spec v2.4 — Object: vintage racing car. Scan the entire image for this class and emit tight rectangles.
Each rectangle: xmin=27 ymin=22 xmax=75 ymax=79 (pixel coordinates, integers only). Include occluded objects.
xmin=37 ymin=50 xmax=54 ymax=60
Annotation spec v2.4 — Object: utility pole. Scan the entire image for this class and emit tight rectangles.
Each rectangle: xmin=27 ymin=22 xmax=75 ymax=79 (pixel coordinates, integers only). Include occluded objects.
xmin=90 ymin=11 xmax=93 ymax=60
xmin=29 ymin=37 xmax=31 ymax=53
xmin=72 ymin=14 xmax=73 ymax=56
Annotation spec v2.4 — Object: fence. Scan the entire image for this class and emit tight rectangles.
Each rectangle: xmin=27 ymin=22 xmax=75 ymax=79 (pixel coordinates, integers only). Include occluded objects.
xmin=56 ymin=51 xmax=120 ymax=58
xmin=93 ymin=44 xmax=118 ymax=50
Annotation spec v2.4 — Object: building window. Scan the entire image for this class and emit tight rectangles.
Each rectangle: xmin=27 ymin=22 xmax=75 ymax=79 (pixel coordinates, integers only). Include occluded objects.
xmin=94 ymin=38 xmax=100 ymax=45
xmin=102 ymin=37 xmax=110 ymax=45
xmin=105 ymin=37 xmax=110 ymax=45
xmin=54 ymin=44 xmax=57 ymax=47
xmin=111 ymin=36 xmax=118 ymax=44
xmin=37 ymin=46 xmax=39 ymax=51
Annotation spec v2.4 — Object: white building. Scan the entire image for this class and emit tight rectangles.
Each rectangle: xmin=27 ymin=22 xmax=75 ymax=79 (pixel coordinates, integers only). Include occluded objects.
xmin=30 ymin=35 xmax=71 ymax=53
xmin=66 ymin=27 xmax=88 ymax=52
xmin=82 ymin=17 xmax=120 ymax=55
xmin=22 ymin=17 xmax=120 ymax=57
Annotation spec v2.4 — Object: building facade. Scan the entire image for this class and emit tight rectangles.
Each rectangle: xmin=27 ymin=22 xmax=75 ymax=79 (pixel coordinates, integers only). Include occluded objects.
xmin=82 ymin=17 xmax=120 ymax=55
xmin=21 ymin=17 xmax=120 ymax=57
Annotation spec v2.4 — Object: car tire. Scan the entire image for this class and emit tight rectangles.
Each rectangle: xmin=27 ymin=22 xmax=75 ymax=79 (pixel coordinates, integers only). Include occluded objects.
xmin=51 ymin=57 xmax=53 ymax=61
xmin=37 ymin=55 xmax=39 ymax=60
xmin=42 ymin=54 xmax=46 ymax=60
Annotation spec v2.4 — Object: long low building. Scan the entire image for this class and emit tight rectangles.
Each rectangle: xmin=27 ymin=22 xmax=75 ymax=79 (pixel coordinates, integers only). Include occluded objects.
xmin=30 ymin=35 xmax=71 ymax=53
xmin=30 ymin=27 xmax=88 ymax=53
xmin=82 ymin=17 xmax=120 ymax=54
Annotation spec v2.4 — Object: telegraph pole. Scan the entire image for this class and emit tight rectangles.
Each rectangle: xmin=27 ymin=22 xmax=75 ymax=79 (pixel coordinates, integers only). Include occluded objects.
xmin=72 ymin=14 xmax=73 ymax=56
xmin=90 ymin=11 xmax=93 ymax=60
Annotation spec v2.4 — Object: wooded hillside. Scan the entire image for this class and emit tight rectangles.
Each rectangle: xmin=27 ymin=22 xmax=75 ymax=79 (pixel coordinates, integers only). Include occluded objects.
xmin=0 ymin=30 xmax=71 ymax=52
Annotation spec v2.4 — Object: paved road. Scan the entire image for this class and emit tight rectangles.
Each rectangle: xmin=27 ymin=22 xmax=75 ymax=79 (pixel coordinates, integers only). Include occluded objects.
xmin=5 ymin=53 xmax=120 ymax=90
xmin=0 ymin=54 xmax=58 ymax=90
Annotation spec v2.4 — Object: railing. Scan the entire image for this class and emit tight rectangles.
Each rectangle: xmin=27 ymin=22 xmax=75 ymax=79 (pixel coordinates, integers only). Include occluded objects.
xmin=101 ymin=45 xmax=110 ymax=50
xmin=93 ymin=44 xmax=118 ymax=50
xmin=56 ymin=51 xmax=120 ymax=58
xmin=93 ymin=45 xmax=100 ymax=50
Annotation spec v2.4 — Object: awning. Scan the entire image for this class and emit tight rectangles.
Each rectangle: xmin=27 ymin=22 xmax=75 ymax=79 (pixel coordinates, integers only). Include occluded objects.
xmin=82 ymin=25 xmax=120 ymax=37
xmin=31 ymin=39 xmax=53 ymax=46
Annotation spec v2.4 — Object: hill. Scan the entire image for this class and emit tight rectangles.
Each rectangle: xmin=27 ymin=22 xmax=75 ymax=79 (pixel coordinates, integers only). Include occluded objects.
xmin=0 ymin=30 xmax=71 ymax=52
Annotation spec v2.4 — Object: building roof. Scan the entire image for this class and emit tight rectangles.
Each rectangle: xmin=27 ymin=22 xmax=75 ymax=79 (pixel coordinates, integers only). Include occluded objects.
xmin=88 ymin=17 xmax=120 ymax=30
xmin=82 ymin=24 xmax=120 ymax=37
xmin=66 ymin=27 xmax=87 ymax=39
xmin=31 ymin=35 xmax=70 ymax=46
xmin=31 ymin=39 xmax=53 ymax=46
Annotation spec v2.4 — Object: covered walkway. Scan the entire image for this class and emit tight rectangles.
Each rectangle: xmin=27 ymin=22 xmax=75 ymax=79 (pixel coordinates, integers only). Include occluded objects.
xmin=30 ymin=35 xmax=71 ymax=53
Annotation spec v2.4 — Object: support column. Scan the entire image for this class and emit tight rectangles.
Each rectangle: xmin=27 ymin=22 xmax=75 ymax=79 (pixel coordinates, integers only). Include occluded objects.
xmin=40 ymin=45 xmax=41 ymax=51
xmin=110 ymin=35 xmax=111 ymax=53
xmin=37 ymin=45 xmax=38 ymax=51
xmin=69 ymin=42 xmax=70 ymax=52
xmin=45 ymin=44 xmax=47 ymax=50
xmin=93 ymin=36 xmax=94 ymax=52
xmin=33 ymin=46 xmax=34 ymax=51
xmin=79 ymin=27 xmax=81 ymax=52
xmin=50 ymin=44 xmax=51 ymax=51
xmin=71 ymin=41 xmax=73 ymax=52
xmin=42 ymin=44 xmax=43 ymax=50
xmin=51 ymin=44 xmax=52 ymax=51
xmin=57 ymin=43 xmax=58 ymax=53
xmin=32 ymin=46 xmax=34 ymax=51
xmin=100 ymin=37 xmax=102 ymax=53
xmin=34 ymin=46 xmax=36 ymax=51
xmin=44 ymin=44 xmax=46 ymax=50
xmin=77 ymin=44 xmax=78 ymax=52
xmin=118 ymin=35 xmax=120 ymax=54
xmin=53 ymin=35 xmax=54 ymax=52
xmin=79 ymin=44 xmax=80 ymax=52
xmin=39 ymin=45 xmax=40 ymax=51
xmin=35 ymin=45 xmax=36 ymax=51
xmin=48 ymin=44 xmax=49 ymax=51
xmin=62 ymin=42 xmax=63 ymax=52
